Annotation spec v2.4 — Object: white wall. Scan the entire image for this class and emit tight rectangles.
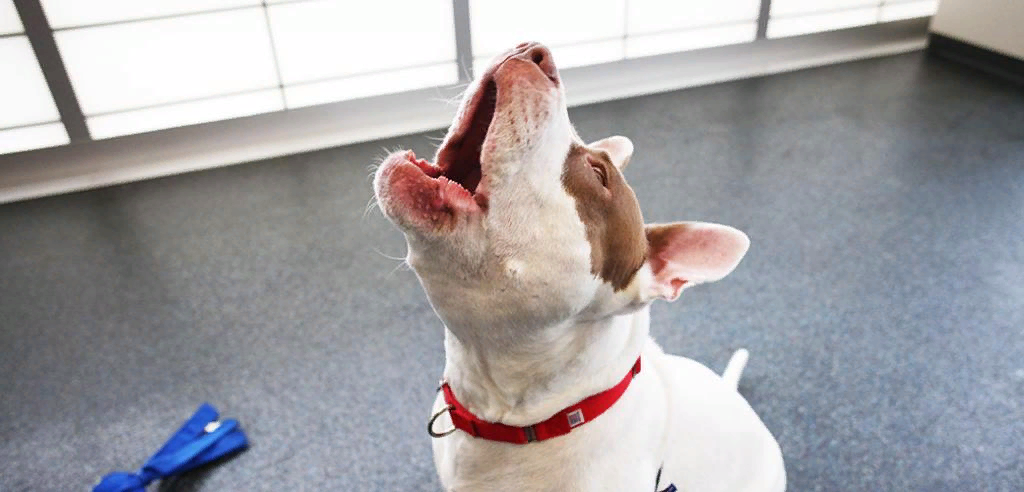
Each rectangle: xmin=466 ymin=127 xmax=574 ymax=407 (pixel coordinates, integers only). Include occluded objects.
xmin=931 ymin=0 xmax=1024 ymax=59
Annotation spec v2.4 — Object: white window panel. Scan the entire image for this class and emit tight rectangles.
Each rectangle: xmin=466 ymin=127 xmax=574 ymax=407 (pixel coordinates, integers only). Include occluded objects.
xmin=473 ymin=39 xmax=623 ymax=77
xmin=0 ymin=122 xmax=69 ymax=155
xmin=550 ymin=39 xmax=624 ymax=69
xmin=0 ymin=37 xmax=61 ymax=129
xmin=880 ymin=0 xmax=938 ymax=22
xmin=470 ymin=0 xmax=625 ymax=60
xmin=87 ymin=88 xmax=283 ymax=139
xmin=626 ymin=23 xmax=757 ymax=59
xmin=40 ymin=0 xmax=261 ymax=29
xmin=771 ymin=0 xmax=879 ymax=17
xmin=768 ymin=6 xmax=880 ymax=38
xmin=267 ymin=0 xmax=455 ymax=85
xmin=0 ymin=0 xmax=22 ymax=35
xmin=55 ymin=8 xmax=278 ymax=115
xmin=628 ymin=0 xmax=759 ymax=34
xmin=284 ymin=62 xmax=457 ymax=109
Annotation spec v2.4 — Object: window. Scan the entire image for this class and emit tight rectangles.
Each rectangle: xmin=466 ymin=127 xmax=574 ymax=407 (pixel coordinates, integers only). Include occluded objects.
xmin=39 ymin=0 xmax=262 ymax=29
xmin=45 ymin=0 xmax=461 ymax=138
xmin=265 ymin=0 xmax=457 ymax=109
xmin=768 ymin=0 xmax=938 ymax=38
xmin=470 ymin=0 xmax=627 ymax=73
xmin=626 ymin=0 xmax=759 ymax=57
xmin=55 ymin=8 xmax=282 ymax=137
xmin=0 ymin=0 xmax=22 ymax=35
xmin=0 ymin=28 xmax=69 ymax=153
xmin=1 ymin=0 xmax=940 ymax=153
xmin=0 ymin=123 xmax=69 ymax=155
xmin=470 ymin=0 xmax=763 ymax=74
xmin=880 ymin=0 xmax=939 ymax=22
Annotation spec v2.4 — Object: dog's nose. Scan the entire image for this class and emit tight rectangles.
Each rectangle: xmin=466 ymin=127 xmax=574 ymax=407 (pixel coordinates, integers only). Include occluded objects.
xmin=512 ymin=43 xmax=558 ymax=82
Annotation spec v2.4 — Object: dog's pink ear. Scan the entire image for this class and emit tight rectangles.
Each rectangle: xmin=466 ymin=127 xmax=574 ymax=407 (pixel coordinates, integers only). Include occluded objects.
xmin=589 ymin=136 xmax=633 ymax=170
xmin=645 ymin=222 xmax=750 ymax=302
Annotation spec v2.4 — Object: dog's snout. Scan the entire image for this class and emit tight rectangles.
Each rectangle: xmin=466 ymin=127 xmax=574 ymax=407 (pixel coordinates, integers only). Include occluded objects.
xmin=512 ymin=43 xmax=558 ymax=83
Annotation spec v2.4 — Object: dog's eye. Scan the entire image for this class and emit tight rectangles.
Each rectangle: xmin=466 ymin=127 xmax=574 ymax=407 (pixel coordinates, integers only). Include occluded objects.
xmin=589 ymin=160 xmax=608 ymax=187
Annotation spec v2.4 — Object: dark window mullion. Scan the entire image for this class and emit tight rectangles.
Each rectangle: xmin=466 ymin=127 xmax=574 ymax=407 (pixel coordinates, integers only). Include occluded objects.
xmin=12 ymin=0 xmax=90 ymax=141
xmin=452 ymin=0 xmax=474 ymax=82
xmin=756 ymin=0 xmax=773 ymax=40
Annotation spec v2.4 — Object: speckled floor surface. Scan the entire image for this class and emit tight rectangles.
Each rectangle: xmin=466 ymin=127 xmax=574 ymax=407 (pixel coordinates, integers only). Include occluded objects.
xmin=1 ymin=51 xmax=1023 ymax=491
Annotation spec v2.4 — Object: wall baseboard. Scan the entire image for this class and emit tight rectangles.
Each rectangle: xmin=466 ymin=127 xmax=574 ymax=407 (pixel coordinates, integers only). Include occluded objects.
xmin=0 ymin=19 xmax=929 ymax=205
xmin=927 ymin=33 xmax=1024 ymax=86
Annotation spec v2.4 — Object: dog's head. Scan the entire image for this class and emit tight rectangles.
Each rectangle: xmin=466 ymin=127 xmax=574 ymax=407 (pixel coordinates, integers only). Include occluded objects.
xmin=374 ymin=43 xmax=749 ymax=335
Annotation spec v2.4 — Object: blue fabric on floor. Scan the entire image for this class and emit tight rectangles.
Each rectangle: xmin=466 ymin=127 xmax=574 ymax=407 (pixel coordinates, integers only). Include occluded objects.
xmin=93 ymin=403 xmax=248 ymax=492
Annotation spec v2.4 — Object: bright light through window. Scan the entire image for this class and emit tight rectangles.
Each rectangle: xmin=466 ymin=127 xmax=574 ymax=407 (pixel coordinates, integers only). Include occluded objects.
xmin=769 ymin=6 xmax=879 ymax=38
xmin=768 ymin=0 xmax=937 ymax=38
xmin=56 ymin=8 xmax=279 ymax=115
xmin=628 ymin=0 xmax=759 ymax=33
xmin=0 ymin=37 xmax=61 ymax=129
xmin=0 ymin=0 xmax=22 ymax=35
xmin=881 ymin=0 xmax=938 ymax=22
xmin=471 ymin=0 xmax=764 ymax=70
xmin=470 ymin=0 xmax=626 ymax=70
xmin=771 ymin=0 xmax=878 ymax=17
xmin=267 ymin=0 xmax=455 ymax=85
xmin=0 ymin=123 xmax=69 ymax=154
xmin=626 ymin=24 xmax=757 ymax=58
xmin=284 ymin=62 xmax=457 ymax=109
xmin=0 ymin=0 xmax=941 ymax=154
xmin=474 ymin=39 xmax=625 ymax=76
xmin=39 ymin=0 xmax=261 ymax=29
xmin=87 ymin=89 xmax=282 ymax=139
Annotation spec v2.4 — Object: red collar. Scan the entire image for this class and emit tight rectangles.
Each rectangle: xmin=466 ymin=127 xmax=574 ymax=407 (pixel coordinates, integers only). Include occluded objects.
xmin=430 ymin=357 xmax=642 ymax=444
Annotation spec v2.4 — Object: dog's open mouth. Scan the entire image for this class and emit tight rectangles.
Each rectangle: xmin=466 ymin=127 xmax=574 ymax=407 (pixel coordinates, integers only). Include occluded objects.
xmin=386 ymin=78 xmax=496 ymax=222
xmin=434 ymin=78 xmax=496 ymax=207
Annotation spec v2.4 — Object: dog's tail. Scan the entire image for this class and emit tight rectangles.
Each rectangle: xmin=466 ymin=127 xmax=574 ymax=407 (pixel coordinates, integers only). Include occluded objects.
xmin=721 ymin=348 xmax=749 ymax=390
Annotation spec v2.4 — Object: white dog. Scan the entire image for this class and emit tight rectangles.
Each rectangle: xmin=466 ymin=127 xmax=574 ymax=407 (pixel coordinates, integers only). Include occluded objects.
xmin=374 ymin=42 xmax=786 ymax=491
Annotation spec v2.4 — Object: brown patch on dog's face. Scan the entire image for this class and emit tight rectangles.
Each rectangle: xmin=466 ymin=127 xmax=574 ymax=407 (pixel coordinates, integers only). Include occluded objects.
xmin=562 ymin=143 xmax=647 ymax=291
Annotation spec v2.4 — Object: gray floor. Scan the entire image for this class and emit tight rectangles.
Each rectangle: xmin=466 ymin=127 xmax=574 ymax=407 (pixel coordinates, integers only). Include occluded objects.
xmin=2 ymin=51 xmax=1023 ymax=491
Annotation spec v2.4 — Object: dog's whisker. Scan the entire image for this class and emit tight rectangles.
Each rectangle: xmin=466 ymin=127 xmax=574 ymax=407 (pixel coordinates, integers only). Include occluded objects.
xmin=362 ymin=196 xmax=380 ymax=219
xmin=366 ymin=163 xmax=382 ymax=183
xmin=378 ymin=146 xmax=402 ymax=159
xmin=432 ymin=84 xmax=469 ymax=107
xmin=385 ymin=259 xmax=411 ymax=278
xmin=369 ymin=247 xmax=411 ymax=278
xmin=428 ymin=95 xmax=455 ymax=105
xmin=372 ymin=247 xmax=407 ymax=263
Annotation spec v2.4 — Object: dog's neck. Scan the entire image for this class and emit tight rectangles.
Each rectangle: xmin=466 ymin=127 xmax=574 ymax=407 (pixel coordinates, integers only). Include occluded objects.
xmin=440 ymin=306 xmax=651 ymax=426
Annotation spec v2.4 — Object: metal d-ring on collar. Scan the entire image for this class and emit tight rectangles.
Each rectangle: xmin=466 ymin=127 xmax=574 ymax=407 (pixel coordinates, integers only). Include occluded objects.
xmin=428 ymin=404 xmax=457 ymax=438
xmin=428 ymin=381 xmax=457 ymax=438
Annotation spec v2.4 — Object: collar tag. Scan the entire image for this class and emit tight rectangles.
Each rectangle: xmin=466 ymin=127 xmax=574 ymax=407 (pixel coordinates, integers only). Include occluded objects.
xmin=566 ymin=409 xmax=585 ymax=428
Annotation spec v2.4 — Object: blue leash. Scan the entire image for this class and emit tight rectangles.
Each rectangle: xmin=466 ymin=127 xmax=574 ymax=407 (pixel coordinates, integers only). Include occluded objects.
xmin=93 ymin=403 xmax=249 ymax=492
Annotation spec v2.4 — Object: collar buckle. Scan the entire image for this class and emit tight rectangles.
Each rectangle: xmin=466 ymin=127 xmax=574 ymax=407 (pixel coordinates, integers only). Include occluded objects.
xmin=523 ymin=425 xmax=538 ymax=443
